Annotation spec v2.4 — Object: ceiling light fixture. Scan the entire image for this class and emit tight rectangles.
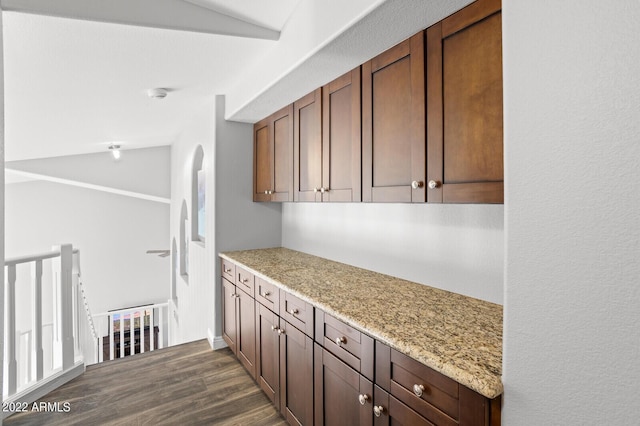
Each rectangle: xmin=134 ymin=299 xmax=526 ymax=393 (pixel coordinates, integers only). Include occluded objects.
xmin=109 ymin=144 xmax=121 ymax=160
xmin=147 ymin=88 xmax=168 ymax=99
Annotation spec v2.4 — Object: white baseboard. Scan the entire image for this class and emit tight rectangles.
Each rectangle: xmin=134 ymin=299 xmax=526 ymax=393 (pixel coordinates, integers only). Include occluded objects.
xmin=2 ymin=361 xmax=85 ymax=420
xmin=212 ymin=337 xmax=228 ymax=350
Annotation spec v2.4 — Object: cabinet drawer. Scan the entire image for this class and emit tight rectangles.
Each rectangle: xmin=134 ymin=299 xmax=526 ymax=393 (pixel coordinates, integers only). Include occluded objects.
xmin=221 ymin=258 xmax=235 ymax=282
xmin=390 ymin=348 xmax=459 ymax=424
xmin=315 ymin=310 xmax=374 ymax=381
xmin=236 ymin=266 xmax=255 ymax=297
xmin=280 ymin=290 xmax=314 ymax=337
xmin=255 ymin=277 xmax=280 ymax=314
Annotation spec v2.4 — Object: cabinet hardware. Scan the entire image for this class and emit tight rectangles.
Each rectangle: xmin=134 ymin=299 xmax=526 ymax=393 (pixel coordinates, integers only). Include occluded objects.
xmin=411 ymin=180 xmax=424 ymax=189
xmin=413 ymin=383 xmax=425 ymax=397
xmin=271 ymin=325 xmax=278 ymax=332
xmin=358 ymin=394 xmax=370 ymax=405
xmin=313 ymin=187 xmax=320 ymax=193
xmin=230 ymin=293 xmax=237 ymax=298
xmin=320 ymin=187 xmax=329 ymax=193
xmin=373 ymin=405 xmax=386 ymax=417
xmin=241 ymin=278 xmax=249 ymax=284
xmin=262 ymin=291 xmax=271 ymax=297
xmin=335 ymin=336 xmax=346 ymax=346
xmin=277 ymin=328 xmax=285 ymax=335
xmin=428 ymin=180 xmax=441 ymax=189
xmin=289 ymin=308 xmax=299 ymax=315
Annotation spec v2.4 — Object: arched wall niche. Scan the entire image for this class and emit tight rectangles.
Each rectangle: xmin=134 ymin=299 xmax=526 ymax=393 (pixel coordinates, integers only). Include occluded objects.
xmin=191 ymin=145 xmax=206 ymax=245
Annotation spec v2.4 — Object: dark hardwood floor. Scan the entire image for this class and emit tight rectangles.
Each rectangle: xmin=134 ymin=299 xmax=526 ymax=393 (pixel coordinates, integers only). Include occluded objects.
xmin=5 ymin=339 xmax=287 ymax=426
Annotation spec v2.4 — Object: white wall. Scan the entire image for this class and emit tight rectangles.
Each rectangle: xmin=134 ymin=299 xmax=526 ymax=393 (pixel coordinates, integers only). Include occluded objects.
xmin=1 ymin=6 xmax=5 ymax=420
xmin=503 ymin=0 xmax=640 ymax=423
xmin=5 ymin=181 xmax=170 ymax=317
xmin=283 ymin=203 xmax=503 ymax=304
xmin=169 ymin=101 xmax=216 ymax=345
xmin=213 ymin=95 xmax=282 ymax=339
xmin=169 ymin=96 xmax=281 ymax=348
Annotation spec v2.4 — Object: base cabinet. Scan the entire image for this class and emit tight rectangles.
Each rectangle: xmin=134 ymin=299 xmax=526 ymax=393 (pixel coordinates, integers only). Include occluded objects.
xmin=221 ymin=277 xmax=237 ymax=354
xmin=222 ymin=256 xmax=501 ymax=426
xmin=256 ymin=302 xmax=281 ymax=407
xmin=314 ymin=345 xmax=373 ymax=426
xmin=280 ymin=320 xmax=314 ymax=425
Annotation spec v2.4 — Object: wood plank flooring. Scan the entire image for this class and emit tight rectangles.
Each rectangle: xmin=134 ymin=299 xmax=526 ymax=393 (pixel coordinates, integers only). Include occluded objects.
xmin=5 ymin=339 xmax=287 ymax=426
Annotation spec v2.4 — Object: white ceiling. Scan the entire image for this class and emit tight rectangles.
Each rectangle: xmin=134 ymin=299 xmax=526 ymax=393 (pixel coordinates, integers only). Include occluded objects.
xmin=2 ymin=0 xmax=300 ymax=162
xmin=2 ymin=0 xmax=474 ymax=163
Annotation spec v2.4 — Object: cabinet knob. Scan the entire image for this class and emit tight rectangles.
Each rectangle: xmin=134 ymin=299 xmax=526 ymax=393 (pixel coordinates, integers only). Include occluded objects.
xmin=289 ymin=308 xmax=299 ymax=315
xmin=277 ymin=328 xmax=285 ymax=335
xmin=428 ymin=180 xmax=441 ymax=190
xmin=413 ymin=384 xmax=425 ymax=397
xmin=223 ymin=267 xmax=231 ymax=273
xmin=262 ymin=291 xmax=271 ymax=297
xmin=411 ymin=180 xmax=424 ymax=189
xmin=230 ymin=293 xmax=237 ymax=298
xmin=335 ymin=336 xmax=346 ymax=346
xmin=320 ymin=187 xmax=329 ymax=193
xmin=358 ymin=394 xmax=370 ymax=405
xmin=373 ymin=405 xmax=386 ymax=418
xmin=271 ymin=325 xmax=278 ymax=332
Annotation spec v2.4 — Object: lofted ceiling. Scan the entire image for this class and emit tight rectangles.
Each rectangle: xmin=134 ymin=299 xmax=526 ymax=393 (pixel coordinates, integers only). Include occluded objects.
xmin=2 ymin=0 xmax=474 ymax=164
xmin=2 ymin=0 xmax=300 ymax=162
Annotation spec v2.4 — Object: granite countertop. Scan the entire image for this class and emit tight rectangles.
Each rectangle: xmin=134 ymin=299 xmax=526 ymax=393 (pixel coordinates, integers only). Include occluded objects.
xmin=219 ymin=247 xmax=503 ymax=399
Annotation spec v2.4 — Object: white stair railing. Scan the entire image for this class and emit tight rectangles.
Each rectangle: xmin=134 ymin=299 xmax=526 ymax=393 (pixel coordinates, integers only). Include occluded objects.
xmin=3 ymin=244 xmax=85 ymax=419
xmin=93 ymin=303 xmax=168 ymax=363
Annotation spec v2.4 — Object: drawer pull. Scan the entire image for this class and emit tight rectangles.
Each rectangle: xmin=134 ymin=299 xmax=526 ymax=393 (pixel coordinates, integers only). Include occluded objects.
xmin=358 ymin=394 xmax=370 ymax=405
xmin=262 ymin=291 xmax=271 ymax=297
xmin=413 ymin=384 xmax=425 ymax=397
xmin=241 ymin=278 xmax=249 ymax=284
xmin=223 ymin=267 xmax=232 ymax=273
xmin=335 ymin=336 xmax=346 ymax=346
xmin=289 ymin=308 xmax=299 ymax=315
xmin=373 ymin=405 xmax=385 ymax=417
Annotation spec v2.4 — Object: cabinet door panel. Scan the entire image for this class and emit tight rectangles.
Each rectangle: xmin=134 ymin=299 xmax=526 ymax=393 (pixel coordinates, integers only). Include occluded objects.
xmin=294 ymin=89 xmax=322 ymax=202
xmin=256 ymin=302 xmax=280 ymax=407
xmin=427 ymin=0 xmax=503 ymax=204
xmin=322 ymin=68 xmax=362 ymax=202
xmin=280 ymin=321 xmax=313 ymax=425
xmin=237 ymin=288 xmax=256 ymax=378
xmin=363 ymin=33 xmax=425 ymax=203
xmin=221 ymin=278 xmax=237 ymax=354
xmin=314 ymin=345 xmax=373 ymax=426
xmin=273 ymin=106 xmax=294 ymax=202
xmin=253 ymin=119 xmax=273 ymax=202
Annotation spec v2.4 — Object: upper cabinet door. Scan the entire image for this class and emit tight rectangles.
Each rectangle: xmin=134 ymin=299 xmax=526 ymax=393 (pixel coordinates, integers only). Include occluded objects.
xmin=322 ymin=68 xmax=362 ymax=202
xmin=294 ymin=88 xmax=323 ymax=202
xmin=253 ymin=117 xmax=273 ymax=202
xmin=362 ymin=32 xmax=426 ymax=203
xmin=427 ymin=0 xmax=503 ymax=203
xmin=254 ymin=104 xmax=294 ymax=202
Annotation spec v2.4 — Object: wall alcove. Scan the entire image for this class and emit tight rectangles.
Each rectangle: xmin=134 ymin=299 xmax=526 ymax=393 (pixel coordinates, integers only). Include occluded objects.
xmin=191 ymin=145 xmax=206 ymax=245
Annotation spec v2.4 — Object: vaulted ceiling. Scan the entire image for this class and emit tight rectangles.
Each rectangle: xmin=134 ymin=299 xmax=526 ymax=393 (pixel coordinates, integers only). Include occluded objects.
xmin=2 ymin=0 xmax=473 ymax=162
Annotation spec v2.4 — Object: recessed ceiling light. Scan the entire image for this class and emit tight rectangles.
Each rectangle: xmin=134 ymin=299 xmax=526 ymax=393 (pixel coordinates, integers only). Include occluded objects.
xmin=108 ymin=144 xmax=121 ymax=160
xmin=147 ymin=88 xmax=168 ymax=99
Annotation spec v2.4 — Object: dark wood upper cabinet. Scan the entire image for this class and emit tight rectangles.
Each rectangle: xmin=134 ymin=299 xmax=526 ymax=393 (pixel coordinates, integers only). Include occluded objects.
xmin=294 ymin=68 xmax=362 ymax=203
xmin=253 ymin=104 xmax=294 ymax=202
xmin=322 ymin=68 xmax=362 ymax=202
xmin=426 ymin=0 xmax=503 ymax=203
xmin=294 ymin=88 xmax=323 ymax=202
xmin=362 ymin=32 xmax=426 ymax=203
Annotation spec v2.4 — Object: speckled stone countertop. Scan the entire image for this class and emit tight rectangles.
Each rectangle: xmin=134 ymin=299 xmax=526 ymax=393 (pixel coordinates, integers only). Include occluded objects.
xmin=219 ymin=247 xmax=503 ymax=399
